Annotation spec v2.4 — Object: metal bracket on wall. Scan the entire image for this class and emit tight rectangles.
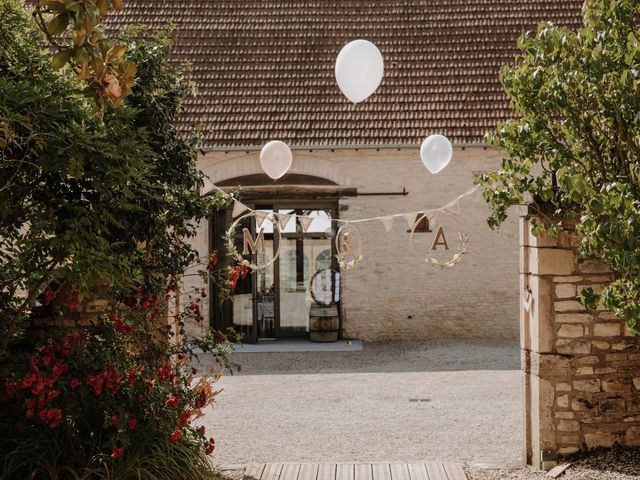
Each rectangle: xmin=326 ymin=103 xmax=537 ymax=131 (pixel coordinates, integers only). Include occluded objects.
xmin=356 ymin=187 xmax=409 ymax=196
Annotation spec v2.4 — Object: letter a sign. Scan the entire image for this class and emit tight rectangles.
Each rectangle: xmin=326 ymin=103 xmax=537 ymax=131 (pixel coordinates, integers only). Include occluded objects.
xmin=242 ymin=228 xmax=266 ymax=255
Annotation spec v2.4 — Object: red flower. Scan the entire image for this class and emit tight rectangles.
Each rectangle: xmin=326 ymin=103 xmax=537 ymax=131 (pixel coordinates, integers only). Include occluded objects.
xmin=127 ymin=369 xmax=136 ymax=386
xmin=86 ymin=373 xmax=104 ymax=396
xmin=128 ymin=417 xmax=137 ymax=430
xmin=165 ymin=394 xmax=180 ymax=410
xmin=158 ymin=363 xmax=173 ymax=381
xmin=111 ymin=446 xmax=125 ymax=459
xmin=111 ymin=415 xmax=119 ymax=427
xmin=67 ymin=290 xmax=79 ymax=310
xmin=198 ymin=425 xmax=206 ymax=436
xmin=114 ymin=319 xmax=134 ymax=335
xmin=179 ymin=409 xmax=191 ymax=426
xmin=206 ymin=252 xmax=218 ymax=271
xmin=205 ymin=437 xmax=215 ymax=455
xmin=39 ymin=408 xmax=62 ymax=428
xmin=70 ymin=378 xmax=80 ymax=389
xmin=44 ymin=289 xmax=56 ymax=303
xmin=169 ymin=429 xmax=182 ymax=444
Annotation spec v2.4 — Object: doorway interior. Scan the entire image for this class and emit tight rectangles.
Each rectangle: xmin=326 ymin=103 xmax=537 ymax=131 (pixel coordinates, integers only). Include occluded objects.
xmin=210 ymin=202 xmax=339 ymax=342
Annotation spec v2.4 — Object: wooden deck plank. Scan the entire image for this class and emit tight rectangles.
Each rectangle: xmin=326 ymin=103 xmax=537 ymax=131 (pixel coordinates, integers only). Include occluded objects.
xmin=262 ymin=463 xmax=284 ymax=480
xmin=298 ymin=464 xmax=320 ymax=480
xmin=355 ymin=464 xmax=373 ymax=480
xmin=317 ymin=463 xmax=336 ymax=480
xmin=280 ymin=464 xmax=302 ymax=480
xmin=442 ymin=463 xmax=467 ymax=480
xmin=372 ymin=463 xmax=392 ymax=480
xmin=424 ymin=462 xmax=447 ymax=480
xmin=407 ymin=463 xmax=429 ymax=480
xmin=336 ymin=464 xmax=354 ymax=480
xmin=389 ymin=463 xmax=411 ymax=480
xmin=244 ymin=464 xmax=266 ymax=480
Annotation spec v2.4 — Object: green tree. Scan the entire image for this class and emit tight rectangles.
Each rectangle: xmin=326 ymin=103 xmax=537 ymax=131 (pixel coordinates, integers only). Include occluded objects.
xmin=481 ymin=0 xmax=640 ymax=329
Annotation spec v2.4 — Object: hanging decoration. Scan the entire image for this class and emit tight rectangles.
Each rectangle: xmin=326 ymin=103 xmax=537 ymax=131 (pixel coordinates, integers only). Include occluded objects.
xmin=210 ymin=182 xmax=481 ymax=272
xmin=378 ymin=216 xmax=394 ymax=232
xmin=225 ymin=212 xmax=282 ymax=270
xmin=335 ymin=223 xmax=363 ymax=269
xmin=260 ymin=140 xmax=293 ymax=180
xmin=298 ymin=216 xmax=314 ymax=233
xmin=407 ymin=211 xmax=469 ymax=269
xmin=276 ymin=213 xmax=292 ymax=230
xmin=335 ymin=40 xmax=384 ymax=104
xmin=420 ymin=134 xmax=453 ymax=174
xmin=232 ymin=200 xmax=249 ymax=218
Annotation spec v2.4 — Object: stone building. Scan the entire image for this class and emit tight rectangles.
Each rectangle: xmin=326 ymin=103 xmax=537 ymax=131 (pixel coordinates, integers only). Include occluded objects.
xmin=110 ymin=0 xmax=582 ymax=342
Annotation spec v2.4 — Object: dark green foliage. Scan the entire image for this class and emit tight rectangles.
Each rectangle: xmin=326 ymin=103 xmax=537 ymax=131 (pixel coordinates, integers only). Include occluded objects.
xmin=481 ymin=0 xmax=640 ymax=329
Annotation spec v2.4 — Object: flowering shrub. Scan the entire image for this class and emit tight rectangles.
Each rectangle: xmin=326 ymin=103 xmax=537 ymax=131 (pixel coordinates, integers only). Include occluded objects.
xmin=1 ymin=283 xmax=238 ymax=478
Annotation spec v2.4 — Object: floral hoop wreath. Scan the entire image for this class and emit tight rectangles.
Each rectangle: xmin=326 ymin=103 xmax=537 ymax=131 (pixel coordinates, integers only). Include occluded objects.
xmin=334 ymin=222 xmax=363 ymax=269
xmin=224 ymin=212 xmax=282 ymax=271
xmin=408 ymin=211 xmax=469 ymax=269
xmin=309 ymin=268 xmax=340 ymax=306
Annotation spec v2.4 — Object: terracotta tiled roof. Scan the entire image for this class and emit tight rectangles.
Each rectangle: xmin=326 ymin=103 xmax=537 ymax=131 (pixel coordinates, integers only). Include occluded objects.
xmin=107 ymin=1 xmax=583 ymax=148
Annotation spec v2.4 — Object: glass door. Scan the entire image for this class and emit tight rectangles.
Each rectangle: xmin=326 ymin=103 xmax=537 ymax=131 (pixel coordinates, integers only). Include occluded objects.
xmin=211 ymin=204 xmax=338 ymax=341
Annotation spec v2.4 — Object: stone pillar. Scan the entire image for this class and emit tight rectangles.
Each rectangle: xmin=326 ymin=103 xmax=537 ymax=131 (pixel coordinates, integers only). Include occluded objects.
xmin=520 ymin=207 xmax=640 ymax=469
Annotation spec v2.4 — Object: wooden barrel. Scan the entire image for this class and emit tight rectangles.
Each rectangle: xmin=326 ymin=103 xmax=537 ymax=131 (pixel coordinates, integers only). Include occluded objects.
xmin=309 ymin=304 xmax=339 ymax=342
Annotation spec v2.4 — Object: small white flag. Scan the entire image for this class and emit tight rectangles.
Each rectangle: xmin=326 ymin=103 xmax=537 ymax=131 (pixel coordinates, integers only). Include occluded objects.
xmin=403 ymin=212 xmax=418 ymax=229
xmin=378 ymin=216 xmax=394 ymax=232
xmin=277 ymin=213 xmax=292 ymax=230
xmin=299 ymin=216 xmax=314 ymax=233
xmin=232 ymin=200 xmax=249 ymax=218
xmin=254 ymin=211 xmax=269 ymax=229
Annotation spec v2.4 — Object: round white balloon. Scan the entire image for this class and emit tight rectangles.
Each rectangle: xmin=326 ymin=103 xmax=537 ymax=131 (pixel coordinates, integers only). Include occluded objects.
xmin=260 ymin=140 xmax=293 ymax=180
xmin=335 ymin=40 xmax=384 ymax=104
xmin=420 ymin=134 xmax=453 ymax=174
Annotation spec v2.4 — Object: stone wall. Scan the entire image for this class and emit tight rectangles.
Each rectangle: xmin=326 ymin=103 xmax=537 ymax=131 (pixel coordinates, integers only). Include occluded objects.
xmin=520 ymin=209 xmax=640 ymax=469
xmin=185 ymin=146 xmax=520 ymax=340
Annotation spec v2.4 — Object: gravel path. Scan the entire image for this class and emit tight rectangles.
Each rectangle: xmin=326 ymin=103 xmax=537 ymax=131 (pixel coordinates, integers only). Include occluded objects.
xmin=196 ymin=340 xmax=521 ymax=467
xmin=466 ymin=446 xmax=640 ymax=479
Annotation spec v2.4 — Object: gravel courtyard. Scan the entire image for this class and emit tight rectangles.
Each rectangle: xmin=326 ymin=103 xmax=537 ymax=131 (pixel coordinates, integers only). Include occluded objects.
xmin=198 ymin=340 xmax=521 ymax=468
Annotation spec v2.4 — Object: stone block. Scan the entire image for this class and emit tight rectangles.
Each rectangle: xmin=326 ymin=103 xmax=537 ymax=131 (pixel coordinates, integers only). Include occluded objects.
xmin=598 ymin=311 xmax=620 ymax=321
xmin=530 ymin=247 xmax=576 ymax=276
xmin=556 ymin=339 xmax=591 ymax=355
xmin=575 ymin=367 xmax=594 ymax=376
xmin=592 ymin=341 xmax=611 ymax=350
xmin=606 ymin=353 xmax=628 ymax=361
xmin=555 ymin=284 xmax=577 ymax=299
xmin=575 ymin=355 xmax=599 ymax=366
xmin=558 ymin=434 xmax=580 ymax=444
xmin=557 ymin=324 xmax=583 ymax=338
xmin=556 ymin=394 xmax=569 ymax=408
xmin=528 ymin=275 xmax=555 ymax=353
xmin=601 ymin=379 xmax=628 ymax=393
xmin=595 ymin=368 xmax=617 ymax=375
xmin=585 ymin=432 xmax=616 ymax=448
xmin=633 ymin=378 xmax=640 ymax=390
xmin=593 ymin=323 xmax=622 ymax=337
xmin=555 ymin=411 xmax=575 ymax=419
xmin=559 ymin=447 xmax=580 ymax=455
xmin=612 ymin=341 xmax=633 ymax=351
xmin=556 ymin=382 xmax=571 ymax=392
xmin=557 ymin=420 xmax=580 ymax=432
xmin=553 ymin=276 xmax=584 ymax=283
xmin=574 ymin=379 xmax=601 ymax=392
xmin=556 ymin=313 xmax=593 ymax=323
xmin=625 ymin=427 xmax=640 ymax=447
xmin=579 ymin=259 xmax=610 ymax=274
xmin=572 ymin=397 xmax=596 ymax=411
xmin=554 ymin=301 xmax=586 ymax=312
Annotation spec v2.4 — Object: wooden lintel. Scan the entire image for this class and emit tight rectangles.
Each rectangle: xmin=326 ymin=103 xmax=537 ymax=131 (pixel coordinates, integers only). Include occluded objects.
xmin=230 ymin=185 xmax=357 ymax=200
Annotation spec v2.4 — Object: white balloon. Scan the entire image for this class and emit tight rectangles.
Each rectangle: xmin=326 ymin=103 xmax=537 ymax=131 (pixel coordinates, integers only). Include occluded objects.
xmin=420 ymin=134 xmax=453 ymax=174
xmin=260 ymin=140 xmax=293 ymax=180
xmin=335 ymin=40 xmax=384 ymax=104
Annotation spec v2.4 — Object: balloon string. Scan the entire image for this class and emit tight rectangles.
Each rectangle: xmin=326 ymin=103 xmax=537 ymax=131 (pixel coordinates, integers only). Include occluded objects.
xmin=205 ymin=181 xmax=482 ymax=225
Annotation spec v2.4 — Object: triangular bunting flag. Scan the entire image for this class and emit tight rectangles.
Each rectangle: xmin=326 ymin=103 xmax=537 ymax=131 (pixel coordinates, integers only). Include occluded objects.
xmin=378 ymin=216 xmax=394 ymax=232
xmin=277 ymin=213 xmax=291 ymax=230
xmin=298 ymin=216 xmax=314 ymax=233
xmin=199 ymin=177 xmax=215 ymax=197
xmin=442 ymin=199 xmax=461 ymax=215
xmin=232 ymin=200 xmax=249 ymax=218
xmin=403 ymin=212 xmax=418 ymax=229
xmin=254 ymin=211 xmax=269 ymax=229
